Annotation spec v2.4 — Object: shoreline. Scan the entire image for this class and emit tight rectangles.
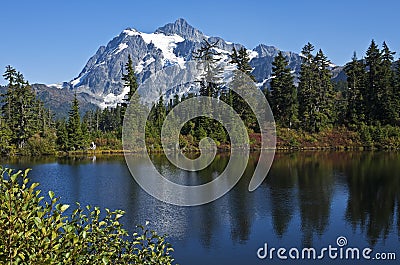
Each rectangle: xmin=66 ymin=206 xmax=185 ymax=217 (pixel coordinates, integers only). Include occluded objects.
xmin=6 ymin=145 xmax=399 ymax=158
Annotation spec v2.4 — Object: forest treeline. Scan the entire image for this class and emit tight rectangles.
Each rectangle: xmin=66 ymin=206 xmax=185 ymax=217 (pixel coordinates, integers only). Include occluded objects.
xmin=1 ymin=39 xmax=400 ymax=155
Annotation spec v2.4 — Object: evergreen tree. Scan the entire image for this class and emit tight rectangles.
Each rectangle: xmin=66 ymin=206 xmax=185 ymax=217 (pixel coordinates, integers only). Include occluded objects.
xmin=114 ymin=104 xmax=123 ymax=137
xmin=145 ymin=94 xmax=167 ymax=148
xmin=81 ymin=121 xmax=90 ymax=147
xmin=228 ymin=47 xmax=258 ymax=130
xmin=192 ymin=39 xmax=224 ymax=139
xmin=379 ymin=42 xmax=397 ymax=124
xmin=230 ymin=47 xmax=239 ymax=66
xmin=298 ymin=43 xmax=317 ymax=132
xmin=230 ymin=47 xmax=256 ymax=81
xmin=298 ymin=45 xmax=334 ymax=132
xmin=313 ymin=49 xmax=335 ymax=131
xmin=1 ymin=66 xmax=40 ymax=148
xmin=56 ymin=120 xmax=69 ymax=151
xmin=166 ymin=94 xmax=180 ymax=113
xmin=180 ymin=93 xmax=196 ymax=138
xmin=364 ymin=40 xmax=382 ymax=122
xmin=2 ymin=66 xmax=17 ymax=122
xmin=121 ymin=54 xmax=138 ymax=118
xmin=193 ymin=39 xmax=224 ymax=98
xmin=394 ymin=59 xmax=400 ymax=123
xmin=83 ymin=109 xmax=96 ymax=134
xmin=67 ymin=93 xmax=84 ymax=150
xmin=99 ymin=107 xmax=122 ymax=132
xmin=269 ymin=51 xmax=298 ymax=128
xmin=0 ymin=117 xmax=13 ymax=154
xmin=344 ymin=52 xmax=366 ymax=125
xmin=154 ymin=95 xmax=166 ymax=136
xmin=332 ymin=80 xmax=348 ymax=126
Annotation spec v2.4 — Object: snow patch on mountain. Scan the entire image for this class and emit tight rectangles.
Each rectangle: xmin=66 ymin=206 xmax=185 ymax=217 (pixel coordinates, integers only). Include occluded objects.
xmin=256 ymin=77 xmax=272 ymax=88
xmin=95 ymin=61 xmax=106 ymax=67
xmin=123 ymin=29 xmax=185 ymax=68
xmin=99 ymin=85 xmax=131 ymax=109
xmin=213 ymin=48 xmax=231 ymax=62
xmin=71 ymin=75 xmax=84 ymax=87
xmin=135 ymin=57 xmax=156 ymax=73
xmin=248 ymin=50 xmax=259 ymax=60
xmin=48 ymin=83 xmax=63 ymax=89
xmin=123 ymin=28 xmax=138 ymax=36
xmin=114 ymin=43 xmax=128 ymax=55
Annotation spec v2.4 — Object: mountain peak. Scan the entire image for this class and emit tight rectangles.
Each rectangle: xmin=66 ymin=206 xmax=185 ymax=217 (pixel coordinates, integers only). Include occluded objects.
xmin=254 ymin=44 xmax=280 ymax=57
xmin=155 ymin=18 xmax=204 ymax=41
xmin=173 ymin=18 xmax=191 ymax=27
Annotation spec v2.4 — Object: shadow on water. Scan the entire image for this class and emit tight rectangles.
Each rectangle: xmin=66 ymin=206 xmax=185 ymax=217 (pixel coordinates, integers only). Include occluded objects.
xmin=266 ymin=151 xmax=400 ymax=247
xmin=340 ymin=152 xmax=400 ymax=246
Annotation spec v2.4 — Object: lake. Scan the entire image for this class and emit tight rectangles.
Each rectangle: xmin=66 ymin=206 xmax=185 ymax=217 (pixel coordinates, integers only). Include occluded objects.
xmin=1 ymin=151 xmax=399 ymax=264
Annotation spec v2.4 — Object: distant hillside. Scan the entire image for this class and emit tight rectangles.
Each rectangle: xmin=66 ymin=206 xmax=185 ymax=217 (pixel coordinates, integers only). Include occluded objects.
xmin=0 ymin=84 xmax=98 ymax=119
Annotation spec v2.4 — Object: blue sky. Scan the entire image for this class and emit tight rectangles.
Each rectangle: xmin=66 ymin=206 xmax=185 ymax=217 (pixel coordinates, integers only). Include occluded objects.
xmin=1 ymin=0 xmax=399 ymax=85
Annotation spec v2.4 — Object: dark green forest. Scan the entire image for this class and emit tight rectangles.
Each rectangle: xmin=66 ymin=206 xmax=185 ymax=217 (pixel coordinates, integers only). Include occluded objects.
xmin=1 ymin=40 xmax=400 ymax=156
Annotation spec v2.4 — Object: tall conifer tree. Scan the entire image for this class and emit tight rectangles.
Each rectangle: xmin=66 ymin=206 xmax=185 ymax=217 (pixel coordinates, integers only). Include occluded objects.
xmin=394 ymin=59 xmax=400 ymax=123
xmin=344 ymin=52 xmax=366 ymax=125
xmin=380 ymin=42 xmax=397 ymax=124
xmin=298 ymin=43 xmax=317 ymax=132
xmin=229 ymin=47 xmax=258 ymax=130
xmin=121 ymin=54 xmax=138 ymax=119
xmin=269 ymin=51 xmax=298 ymax=128
xmin=364 ymin=40 xmax=382 ymax=123
xmin=298 ymin=44 xmax=335 ymax=132
xmin=193 ymin=39 xmax=223 ymax=98
xmin=192 ymin=39 xmax=224 ymax=136
xmin=313 ymin=49 xmax=335 ymax=131
xmin=1 ymin=66 xmax=40 ymax=148
xmin=67 ymin=93 xmax=83 ymax=150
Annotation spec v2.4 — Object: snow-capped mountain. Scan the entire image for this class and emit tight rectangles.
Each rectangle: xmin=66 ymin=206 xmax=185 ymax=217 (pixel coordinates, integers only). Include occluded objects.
xmin=62 ymin=18 xmax=305 ymax=109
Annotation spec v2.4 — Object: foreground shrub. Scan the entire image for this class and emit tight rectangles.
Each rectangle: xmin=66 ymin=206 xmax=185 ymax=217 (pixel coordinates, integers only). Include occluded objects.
xmin=0 ymin=167 xmax=175 ymax=264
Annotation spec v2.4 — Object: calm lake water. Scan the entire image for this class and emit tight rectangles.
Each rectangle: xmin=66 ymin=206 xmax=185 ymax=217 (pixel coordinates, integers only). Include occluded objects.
xmin=1 ymin=152 xmax=399 ymax=264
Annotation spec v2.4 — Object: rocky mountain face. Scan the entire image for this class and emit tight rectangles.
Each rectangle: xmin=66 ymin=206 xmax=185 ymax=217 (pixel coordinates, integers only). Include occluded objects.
xmin=251 ymin=44 xmax=303 ymax=85
xmin=28 ymin=18 xmax=345 ymax=116
xmin=59 ymin=18 xmax=311 ymax=109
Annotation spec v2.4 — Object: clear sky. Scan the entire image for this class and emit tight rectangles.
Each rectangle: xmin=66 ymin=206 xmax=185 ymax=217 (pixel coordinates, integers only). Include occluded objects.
xmin=1 ymin=0 xmax=399 ymax=85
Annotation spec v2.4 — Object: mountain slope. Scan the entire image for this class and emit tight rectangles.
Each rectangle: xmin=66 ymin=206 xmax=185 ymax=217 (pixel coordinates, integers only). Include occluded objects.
xmin=0 ymin=85 xmax=98 ymax=119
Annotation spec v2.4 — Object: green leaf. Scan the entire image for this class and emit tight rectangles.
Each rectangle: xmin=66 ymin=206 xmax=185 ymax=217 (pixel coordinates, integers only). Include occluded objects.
xmin=102 ymin=256 xmax=109 ymax=264
xmin=48 ymin=190 xmax=55 ymax=199
xmin=51 ymin=231 xmax=57 ymax=240
xmin=24 ymin=168 xmax=31 ymax=177
xmin=34 ymin=217 xmax=42 ymax=226
xmin=18 ymin=252 xmax=25 ymax=260
xmin=60 ymin=204 xmax=70 ymax=212
xmin=10 ymin=170 xmax=21 ymax=182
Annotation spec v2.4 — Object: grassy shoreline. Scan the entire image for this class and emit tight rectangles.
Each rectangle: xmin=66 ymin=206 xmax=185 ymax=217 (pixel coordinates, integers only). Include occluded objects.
xmin=9 ymin=125 xmax=400 ymax=157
